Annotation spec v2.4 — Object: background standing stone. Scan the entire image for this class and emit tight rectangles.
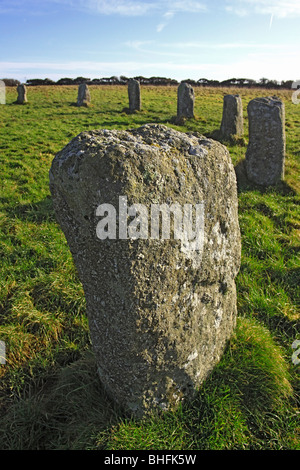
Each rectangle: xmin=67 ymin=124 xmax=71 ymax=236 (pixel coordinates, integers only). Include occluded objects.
xmin=77 ymin=83 xmax=91 ymax=107
xmin=177 ymin=82 xmax=195 ymax=120
xmin=128 ymin=78 xmax=141 ymax=112
xmin=49 ymin=124 xmax=241 ymax=417
xmin=16 ymin=84 xmax=27 ymax=104
xmin=220 ymin=94 xmax=243 ymax=138
xmin=245 ymin=96 xmax=285 ymax=186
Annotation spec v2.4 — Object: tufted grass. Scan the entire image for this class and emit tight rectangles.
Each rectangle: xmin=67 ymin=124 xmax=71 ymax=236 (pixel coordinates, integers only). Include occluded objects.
xmin=0 ymin=85 xmax=299 ymax=450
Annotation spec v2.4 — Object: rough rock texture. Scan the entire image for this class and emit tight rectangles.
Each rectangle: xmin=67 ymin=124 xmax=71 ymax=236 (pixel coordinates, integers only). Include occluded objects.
xmin=77 ymin=83 xmax=91 ymax=107
xmin=220 ymin=94 xmax=243 ymax=138
xmin=16 ymin=84 xmax=27 ymax=104
xmin=177 ymin=82 xmax=195 ymax=120
xmin=246 ymin=96 xmax=285 ymax=186
xmin=49 ymin=124 xmax=241 ymax=417
xmin=128 ymin=78 xmax=141 ymax=112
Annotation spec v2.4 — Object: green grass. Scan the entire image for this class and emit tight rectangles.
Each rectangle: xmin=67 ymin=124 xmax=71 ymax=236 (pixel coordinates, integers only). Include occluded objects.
xmin=0 ymin=85 xmax=299 ymax=450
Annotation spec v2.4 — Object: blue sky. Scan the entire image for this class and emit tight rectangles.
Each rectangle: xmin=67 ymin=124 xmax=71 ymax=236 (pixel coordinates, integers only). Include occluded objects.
xmin=0 ymin=0 xmax=299 ymax=82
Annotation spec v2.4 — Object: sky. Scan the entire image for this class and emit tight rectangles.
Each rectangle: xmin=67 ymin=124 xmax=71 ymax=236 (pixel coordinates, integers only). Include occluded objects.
xmin=0 ymin=0 xmax=299 ymax=83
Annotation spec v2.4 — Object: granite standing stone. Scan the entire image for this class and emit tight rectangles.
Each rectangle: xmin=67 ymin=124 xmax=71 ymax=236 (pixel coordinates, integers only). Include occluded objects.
xmin=16 ymin=84 xmax=27 ymax=104
xmin=128 ymin=78 xmax=141 ymax=112
xmin=49 ymin=124 xmax=241 ymax=417
xmin=177 ymin=82 xmax=195 ymax=120
xmin=246 ymin=97 xmax=285 ymax=186
xmin=220 ymin=94 xmax=243 ymax=138
xmin=77 ymin=83 xmax=91 ymax=107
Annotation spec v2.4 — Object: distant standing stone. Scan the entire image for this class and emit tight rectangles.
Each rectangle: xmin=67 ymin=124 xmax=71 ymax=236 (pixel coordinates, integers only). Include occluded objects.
xmin=17 ymin=84 xmax=27 ymax=104
xmin=77 ymin=83 xmax=91 ymax=107
xmin=177 ymin=82 xmax=195 ymax=120
xmin=220 ymin=94 xmax=243 ymax=138
xmin=128 ymin=78 xmax=141 ymax=112
xmin=246 ymin=97 xmax=285 ymax=186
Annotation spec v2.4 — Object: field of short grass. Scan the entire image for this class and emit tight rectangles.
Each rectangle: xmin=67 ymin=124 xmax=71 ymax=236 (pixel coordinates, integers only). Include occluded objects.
xmin=0 ymin=85 xmax=299 ymax=450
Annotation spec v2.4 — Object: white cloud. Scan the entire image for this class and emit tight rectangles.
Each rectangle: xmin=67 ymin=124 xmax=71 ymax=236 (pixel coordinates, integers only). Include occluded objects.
xmin=125 ymin=40 xmax=288 ymax=56
xmin=156 ymin=1 xmax=206 ymax=32
xmin=0 ymin=60 xmax=139 ymax=72
xmin=156 ymin=10 xmax=175 ymax=32
xmin=0 ymin=59 xmax=219 ymax=81
xmin=83 ymin=0 xmax=157 ymax=16
xmin=0 ymin=0 xmax=157 ymax=17
xmin=124 ymin=40 xmax=155 ymax=49
xmin=225 ymin=5 xmax=248 ymax=16
xmin=3 ymin=0 xmax=298 ymax=18
xmin=166 ymin=41 xmax=285 ymax=50
xmin=156 ymin=22 xmax=166 ymax=32
xmin=225 ymin=0 xmax=300 ymax=18
xmin=170 ymin=1 xmax=207 ymax=13
xmin=80 ymin=0 xmax=207 ymax=17
xmin=1 ymin=44 xmax=297 ymax=82
xmin=0 ymin=0 xmax=207 ymax=25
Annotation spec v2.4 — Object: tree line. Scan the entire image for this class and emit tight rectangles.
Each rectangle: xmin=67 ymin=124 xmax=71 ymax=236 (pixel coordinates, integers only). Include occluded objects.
xmin=1 ymin=76 xmax=295 ymax=89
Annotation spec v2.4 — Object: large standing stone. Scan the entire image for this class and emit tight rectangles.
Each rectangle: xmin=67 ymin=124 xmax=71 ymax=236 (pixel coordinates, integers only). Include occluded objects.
xmin=128 ymin=78 xmax=141 ymax=112
xmin=177 ymin=82 xmax=195 ymax=120
xmin=49 ymin=124 xmax=241 ymax=417
xmin=245 ymin=97 xmax=285 ymax=186
xmin=220 ymin=94 xmax=243 ymax=138
xmin=16 ymin=84 xmax=27 ymax=104
xmin=77 ymin=83 xmax=91 ymax=107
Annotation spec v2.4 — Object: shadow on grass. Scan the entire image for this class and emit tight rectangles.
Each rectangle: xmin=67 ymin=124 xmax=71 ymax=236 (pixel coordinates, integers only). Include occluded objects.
xmin=5 ymin=196 xmax=56 ymax=224
xmin=0 ymin=350 xmax=124 ymax=450
xmin=255 ymin=312 xmax=300 ymax=342
xmin=0 ymin=316 xmax=297 ymax=450
xmin=204 ymin=128 xmax=247 ymax=146
xmin=95 ymin=317 xmax=298 ymax=451
xmin=203 ymin=130 xmax=297 ymax=197
xmin=234 ymin=158 xmax=297 ymax=196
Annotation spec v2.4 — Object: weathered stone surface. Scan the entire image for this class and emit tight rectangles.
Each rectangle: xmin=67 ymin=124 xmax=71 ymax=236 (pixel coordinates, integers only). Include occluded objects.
xmin=77 ymin=83 xmax=91 ymax=107
xmin=246 ymin=96 xmax=285 ymax=186
xmin=16 ymin=84 xmax=27 ymax=104
xmin=128 ymin=78 xmax=141 ymax=112
xmin=49 ymin=124 xmax=241 ymax=417
xmin=177 ymin=82 xmax=195 ymax=120
xmin=220 ymin=94 xmax=243 ymax=138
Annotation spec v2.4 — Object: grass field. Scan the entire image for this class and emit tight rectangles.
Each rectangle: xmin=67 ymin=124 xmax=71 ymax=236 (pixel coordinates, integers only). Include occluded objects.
xmin=0 ymin=85 xmax=299 ymax=450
